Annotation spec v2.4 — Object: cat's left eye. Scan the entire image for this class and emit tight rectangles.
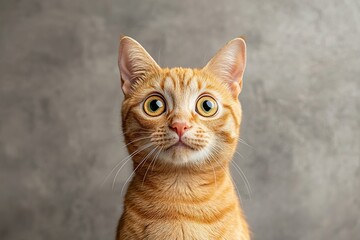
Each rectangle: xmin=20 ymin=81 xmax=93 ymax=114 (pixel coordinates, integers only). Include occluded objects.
xmin=196 ymin=95 xmax=218 ymax=117
xmin=143 ymin=95 xmax=166 ymax=117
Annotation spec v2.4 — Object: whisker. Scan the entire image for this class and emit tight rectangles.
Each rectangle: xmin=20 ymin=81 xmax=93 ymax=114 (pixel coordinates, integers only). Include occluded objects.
xmin=151 ymin=146 xmax=163 ymax=172
xmin=212 ymin=147 xmax=242 ymax=202
xmin=231 ymin=160 xmax=252 ymax=199
xmin=232 ymin=149 xmax=252 ymax=195
xmin=210 ymin=145 xmax=243 ymax=203
xmin=119 ymin=146 xmax=156 ymax=196
xmin=222 ymin=144 xmax=252 ymax=200
xmin=108 ymin=143 xmax=153 ymax=189
xmin=114 ymin=146 xmax=156 ymax=191
xmin=121 ymin=129 xmax=154 ymax=135
xmin=238 ymin=138 xmax=255 ymax=150
xmin=102 ymin=143 xmax=152 ymax=187
xmin=142 ymin=146 xmax=162 ymax=187
xmin=122 ymin=136 xmax=153 ymax=148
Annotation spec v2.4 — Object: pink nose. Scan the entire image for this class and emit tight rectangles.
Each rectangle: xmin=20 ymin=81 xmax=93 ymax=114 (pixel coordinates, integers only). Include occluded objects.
xmin=170 ymin=122 xmax=191 ymax=138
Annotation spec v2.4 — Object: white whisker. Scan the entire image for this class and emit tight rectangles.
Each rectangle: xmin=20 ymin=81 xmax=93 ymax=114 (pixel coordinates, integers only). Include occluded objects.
xmin=238 ymin=138 xmax=255 ymax=150
xmin=110 ymin=143 xmax=153 ymax=190
xmin=120 ymin=146 xmax=157 ymax=196
xmin=151 ymin=146 xmax=163 ymax=172
xmin=121 ymin=129 xmax=154 ymax=135
xmin=122 ymin=136 xmax=153 ymax=148
xmin=231 ymin=160 xmax=252 ymax=199
xmin=142 ymin=146 xmax=162 ymax=187
xmin=232 ymin=149 xmax=252 ymax=196
xmin=102 ymin=143 xmax=153 ymax=187
xmin=210 ymin=145 xmax=244 ymax=203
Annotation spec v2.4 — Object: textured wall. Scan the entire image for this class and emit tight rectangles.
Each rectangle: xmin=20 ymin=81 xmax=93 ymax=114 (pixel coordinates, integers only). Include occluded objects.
xmin=1 ymin=0 xmax=359 ymax=239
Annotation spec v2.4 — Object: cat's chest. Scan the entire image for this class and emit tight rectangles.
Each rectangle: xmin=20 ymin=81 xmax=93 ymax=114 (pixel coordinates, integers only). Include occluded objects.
xmin=142 ymin=222 xmax=245 ymax=240
xmin=143 ymin=221 xmax=224 ymax=240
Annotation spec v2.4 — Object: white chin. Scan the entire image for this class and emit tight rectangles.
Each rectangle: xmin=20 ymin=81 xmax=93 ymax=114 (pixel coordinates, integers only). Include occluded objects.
xmin=159 ymin=145 xmax=211 ymax=165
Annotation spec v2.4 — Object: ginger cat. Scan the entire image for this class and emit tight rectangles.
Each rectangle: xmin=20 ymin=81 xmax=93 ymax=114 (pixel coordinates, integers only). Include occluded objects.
xmin=116 ymin=36 xmax=250 ymax=240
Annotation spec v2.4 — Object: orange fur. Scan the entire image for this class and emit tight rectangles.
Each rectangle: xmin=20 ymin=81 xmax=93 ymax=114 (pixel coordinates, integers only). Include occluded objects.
xmin=116 ymin=37 xmax=250 ymax=240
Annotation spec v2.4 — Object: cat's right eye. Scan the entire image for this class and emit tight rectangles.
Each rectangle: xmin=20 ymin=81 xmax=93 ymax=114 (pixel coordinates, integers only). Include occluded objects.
xmin=196 ymin=95 xmax=218 ymax=117
xmin=143 ymin=95 xmax=166 ymax=117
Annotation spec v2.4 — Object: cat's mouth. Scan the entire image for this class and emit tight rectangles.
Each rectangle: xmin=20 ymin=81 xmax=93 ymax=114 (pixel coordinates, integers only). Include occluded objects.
xmin=165 ymin=140 xmax=195 ymax=151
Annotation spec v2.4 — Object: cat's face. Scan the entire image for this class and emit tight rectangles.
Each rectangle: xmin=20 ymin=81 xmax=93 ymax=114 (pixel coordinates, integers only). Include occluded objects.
xmin=119 ymin=37 xmax=246 ymax=166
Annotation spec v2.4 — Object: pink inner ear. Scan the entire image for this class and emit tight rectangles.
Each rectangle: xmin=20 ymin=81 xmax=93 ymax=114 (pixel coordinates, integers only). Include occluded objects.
xmin=120 ymin=56 xmax=131 ymax=81
xmin=118 ymin=37 xmax=161 ymax=96
xmin=203 ymin=38 xmax=246 ymax=97
xmin=119 ymin=53 xmax=133 ymax=94
xmin=231 ymin=56 xmax=245 ymax=82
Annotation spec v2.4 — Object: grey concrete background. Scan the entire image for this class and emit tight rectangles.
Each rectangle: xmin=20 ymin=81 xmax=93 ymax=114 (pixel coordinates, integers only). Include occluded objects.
xmin=1 ymin=0 xmax=359 ymax=239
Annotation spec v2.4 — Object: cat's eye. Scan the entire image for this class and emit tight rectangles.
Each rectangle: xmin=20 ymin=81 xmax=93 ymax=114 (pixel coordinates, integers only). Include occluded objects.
xmin=196 ymin=95 xmax=218 ymax=117
xmin=143 ymin=95 xmax=166 ymax=116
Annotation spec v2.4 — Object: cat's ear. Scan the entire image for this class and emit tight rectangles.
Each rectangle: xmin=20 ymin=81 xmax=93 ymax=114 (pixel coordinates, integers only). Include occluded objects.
xmin=203 ymin=38 xmax=246 ymax=96
xmin=118 ymin=36 xmax=160 ymax=96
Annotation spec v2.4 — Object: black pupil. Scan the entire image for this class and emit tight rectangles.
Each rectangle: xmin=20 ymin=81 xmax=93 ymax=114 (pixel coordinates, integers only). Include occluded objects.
xmin=149 ymin=99 xmax=163 ymax=112
xmin=202 ymin=100 xmax=213 ymax=112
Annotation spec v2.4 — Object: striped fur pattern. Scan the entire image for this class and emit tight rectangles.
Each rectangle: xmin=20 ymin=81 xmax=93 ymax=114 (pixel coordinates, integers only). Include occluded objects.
xmin=117 ymin=37 xmax=250 ymax=240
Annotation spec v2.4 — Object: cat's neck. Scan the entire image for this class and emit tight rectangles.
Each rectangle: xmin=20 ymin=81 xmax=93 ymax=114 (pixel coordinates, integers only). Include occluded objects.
xmin=128 ymin=159 xmax=234 ymax=201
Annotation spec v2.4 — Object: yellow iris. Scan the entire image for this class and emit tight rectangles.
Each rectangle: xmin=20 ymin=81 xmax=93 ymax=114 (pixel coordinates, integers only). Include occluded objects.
xmin=143 ymin=95 xmax=166 ymax=116
xmin=196 ymin=96 xmax=218 ymax=117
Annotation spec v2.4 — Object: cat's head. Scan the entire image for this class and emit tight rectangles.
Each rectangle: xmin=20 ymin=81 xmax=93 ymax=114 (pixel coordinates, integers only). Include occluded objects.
xmin=119 ymin=37 xmax=246 ymax=166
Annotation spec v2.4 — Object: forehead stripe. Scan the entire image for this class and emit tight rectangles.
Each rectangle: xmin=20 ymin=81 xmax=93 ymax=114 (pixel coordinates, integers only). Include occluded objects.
xmin=163 ymin=76 xmax=175 ymax=91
